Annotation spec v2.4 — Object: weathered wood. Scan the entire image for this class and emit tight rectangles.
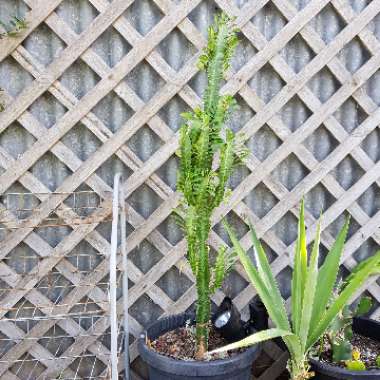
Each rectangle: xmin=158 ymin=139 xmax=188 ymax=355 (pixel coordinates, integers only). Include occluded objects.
xmin=0 ymin=0 xmax=379 ymax=378
xmin=0 ymin=0 xmax=65 ymax=62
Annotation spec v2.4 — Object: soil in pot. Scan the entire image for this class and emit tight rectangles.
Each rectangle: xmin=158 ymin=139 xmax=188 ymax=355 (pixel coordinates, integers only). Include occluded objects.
xmin=138 ymin=313 xmax=261 ymax=380
xmin=310 ymin=318 xmax=380 ymax=379
xmin=319 ymin=333 xmax=380 ymax=370
xmin=150 ymin=323 xmax=244 ymax=361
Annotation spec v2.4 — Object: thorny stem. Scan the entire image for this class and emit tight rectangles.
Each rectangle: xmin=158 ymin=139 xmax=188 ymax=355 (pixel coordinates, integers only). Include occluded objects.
xmin=176 ymin=14 xmax=244 ymax=358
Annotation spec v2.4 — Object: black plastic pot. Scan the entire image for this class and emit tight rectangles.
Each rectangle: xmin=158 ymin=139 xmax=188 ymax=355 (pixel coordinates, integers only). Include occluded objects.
xmin=310 ymin=317 xmax=380 ymax=379
xmin=138 ymin=313 xmax=261 ymax=380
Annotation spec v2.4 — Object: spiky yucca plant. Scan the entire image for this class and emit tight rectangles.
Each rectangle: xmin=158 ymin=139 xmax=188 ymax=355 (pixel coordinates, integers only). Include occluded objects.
xmin=177 ymin=14 xmax=246 ymax=359
xmin=212 ymin=202 xmax=380 ymax=379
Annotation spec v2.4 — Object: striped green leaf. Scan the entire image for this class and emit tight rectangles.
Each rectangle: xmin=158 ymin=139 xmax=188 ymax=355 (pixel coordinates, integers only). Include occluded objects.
xmin=308 ymin=217 xmax=349 ymax=339
xmin=209 ymin=328 xmax=294 ymax=354
xmin=291 ymin=200 xmax=308 ymax=335
xmin=307 ymin=250 xmax=380 ymax=348
xmin=299 ymin=219 xmax=321 ymax=351
xmin=248 ymin=223 xmax=290 ymax=330
xmin=223 ymin=221 xmax=289 ymax=330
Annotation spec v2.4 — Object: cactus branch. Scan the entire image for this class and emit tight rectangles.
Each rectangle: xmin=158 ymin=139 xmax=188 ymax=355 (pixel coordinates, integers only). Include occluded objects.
xmin=177 ymin=13 xmax=245 ymax=358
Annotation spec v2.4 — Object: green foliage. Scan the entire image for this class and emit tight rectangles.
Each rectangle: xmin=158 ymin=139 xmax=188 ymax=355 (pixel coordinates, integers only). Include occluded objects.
xmin=332 ymin=339 xmax=352 ymax=362
xmin=176 ymin=13 xmax=246 ymax=357
xmin=346 ymin=359 xmax=366 ymax=371
xmin=376 ymin=355 xmax=380 ymax=368
xmin=211 ymin=200 xmax=380 ymax=380
xmin=0 ymin=88 xmax=5 ymax=112
xmin=346 ymin=360 xmax=366 ymax=371
xmin=0 ymin=16 xmax=28 ymax=39
xmin=356 ymin=296 xmax=373 ymax=316
xmin=326 ymin=296 xmax=372 ymax=362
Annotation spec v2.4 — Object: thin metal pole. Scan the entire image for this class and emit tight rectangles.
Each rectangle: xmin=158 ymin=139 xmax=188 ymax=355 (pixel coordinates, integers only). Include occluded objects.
xmin=110 ymin=173 xmax=121 ymax=380
xmin=119 ymin=183 xmax=130 ymax=380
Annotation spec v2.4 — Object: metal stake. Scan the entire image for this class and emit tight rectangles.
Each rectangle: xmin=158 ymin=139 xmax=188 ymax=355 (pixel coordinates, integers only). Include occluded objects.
xmin=120 ymin=183 xmax=130 ymax=380
xmin=110 ymin=173 xmax=121 ymax=380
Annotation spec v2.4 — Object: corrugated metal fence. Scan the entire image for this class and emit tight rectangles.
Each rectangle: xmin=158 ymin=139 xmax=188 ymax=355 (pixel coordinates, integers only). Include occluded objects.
xmin=0 ymin=0 xmax=379 ymax=378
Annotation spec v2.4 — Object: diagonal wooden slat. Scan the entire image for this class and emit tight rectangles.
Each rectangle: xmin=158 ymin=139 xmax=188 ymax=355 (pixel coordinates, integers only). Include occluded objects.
xmin=0 ymin=0 xmax=135 ymax=132
xmin=0 ymin=0 xmax=65 ymax=62
xmin=0 ymin=110 xmax=183 ymax=369
xmin=2 ymin=0 xmax=375 ymax=265
xmin=0 ymin=0 xmax=201 ymax=193
xmin=0 ymin=0 xmax=380 ymax=378
xmin=215 ymin=0 xmax=380 ymax=248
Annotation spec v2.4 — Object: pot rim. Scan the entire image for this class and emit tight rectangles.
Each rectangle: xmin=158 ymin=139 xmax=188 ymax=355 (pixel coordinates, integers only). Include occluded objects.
xmin=309 ymin=357 xmax=380 ymax=377
xmin=309 ymin=317 xmax=380 ymax=377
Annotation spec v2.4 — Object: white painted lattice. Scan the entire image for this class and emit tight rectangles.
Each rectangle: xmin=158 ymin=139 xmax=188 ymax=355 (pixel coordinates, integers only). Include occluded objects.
xmin=0 ymin=0 xmax=379 ymax=378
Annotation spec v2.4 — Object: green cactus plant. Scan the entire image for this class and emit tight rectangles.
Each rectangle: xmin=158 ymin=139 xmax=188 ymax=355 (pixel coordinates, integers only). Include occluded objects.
xmin=176 ymin=14 xmax=246 ymax=359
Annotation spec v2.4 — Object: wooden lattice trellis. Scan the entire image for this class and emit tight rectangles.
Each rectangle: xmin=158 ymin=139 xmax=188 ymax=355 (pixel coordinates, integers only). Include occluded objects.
xmin=0 ymin=0 xmax=379 ymax=379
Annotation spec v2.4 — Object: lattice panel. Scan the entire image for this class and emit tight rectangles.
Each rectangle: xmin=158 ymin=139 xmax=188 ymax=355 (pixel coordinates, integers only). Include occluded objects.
xmin=0 ymin=0 xmax=380 ymax=379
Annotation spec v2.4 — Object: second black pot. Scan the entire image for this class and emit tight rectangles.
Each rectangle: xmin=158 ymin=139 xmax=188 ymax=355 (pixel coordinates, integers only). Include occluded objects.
xmin=138 ymin=313 xmax=262 ymax=380
xmin=310 ymin=317 xmax=380 ymax=379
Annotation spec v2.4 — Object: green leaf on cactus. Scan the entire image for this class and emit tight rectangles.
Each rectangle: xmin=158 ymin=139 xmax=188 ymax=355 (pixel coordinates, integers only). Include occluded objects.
xmin=355 ymin=296 xmax=373 ymax=316
xmin=332 ymin=340 xmax=352 ymax=362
